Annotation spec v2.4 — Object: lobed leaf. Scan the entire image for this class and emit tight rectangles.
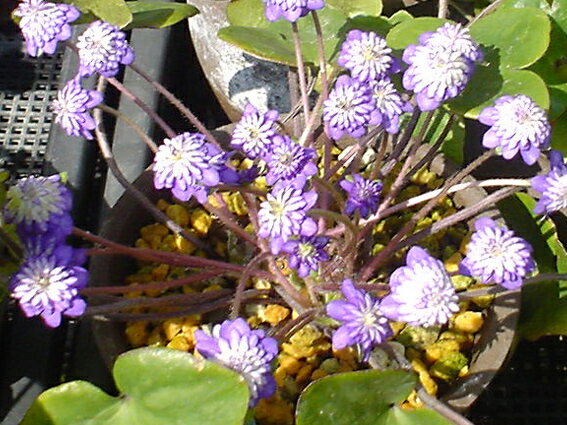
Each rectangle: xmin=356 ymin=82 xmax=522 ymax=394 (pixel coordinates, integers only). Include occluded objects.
xmin=125 ymin=2 xmax=199 ymax=29
xmin=469 ymin=7 xmax=550 ymax=70
xmin=497 ymin=193 xmax=567 ymax=339
xmin=68 ymin=0 xmax=133 ymax=28
xmin=223 ymin=0 xmax=382 ymax=66
xmin=385 ymin=17 xmax=448 ymax=50
xmin=21 ymin=347 xmax=249 ymax=425
xmin=379 ymin=405 xmax=454 ymax=425
xmin=296 ymin=370 xmax=416 ymax=425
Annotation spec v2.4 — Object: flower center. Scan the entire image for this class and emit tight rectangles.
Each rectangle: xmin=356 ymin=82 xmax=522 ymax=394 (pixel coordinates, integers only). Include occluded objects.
xmin=269 ymin=200 xmax=286 ymax=217
xmin=361 ymin=311 xmax=377 ymax=327
xmin=298 ymin=242 xmax=315 ymax=258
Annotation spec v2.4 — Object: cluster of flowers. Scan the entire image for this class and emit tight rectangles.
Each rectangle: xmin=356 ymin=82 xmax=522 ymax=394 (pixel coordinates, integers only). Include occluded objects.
xmin=324 ymin=29 xmax=411 ymax=138
xmin=14 ymin=0 xmax=135 ymax=140
xmin=10 ymin=0 xmax=567 ymax=409
xmin=4 ymin=175 xmax=87 ymax=327
xmin=197 ymin=210 xmax=537 ymax=403
xmin=403 ymin=23 xmax=483 ymax=111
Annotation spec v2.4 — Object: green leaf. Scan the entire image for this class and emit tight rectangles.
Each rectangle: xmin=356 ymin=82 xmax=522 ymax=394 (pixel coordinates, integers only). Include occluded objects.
xmin=449 ymin=67 xmax=549 ymax=118
xmin=519 ymin=280 xmax=567 ymax=339
xmin=125 ymin=2 xmax=198 ymax=29
xmin=21 ymin=381 xmax=118 ymax=425
xmin=67 ymin=0 xmax=133 ymax=28
xmin=223 ymin=0 xmax=382 ymax=66
xmin=448 ymin=6 xmax=551 ymax=117
xmin=218 ymin=26 xmax=298 ymax=66
xmin=549 ymin=83 xmax=567 ymax=120
xmin=343 ymin=16 xmax=393 ymax=38
xmin=469 ymin=7 xmax=550 ymax=69
xmin=498 ymin=193 xmax=556 ymax=273
xmin=414 ymin=109 xmax=466 ymax=164
xmin=551 ymin=110 xmax=567 ymax=152
xmin=21 ymin=347 xmax=249 ymax=425
xmin=385 ymin=17 xmax=448 ymax=50
xmin=387 ymin=10 xmax=413 ymax=26
xmin=496 ymin=193 xmax=567 ymax=339
xmin=499 ymin=0 xmax=567 ymax=34
xmin=326 ymin=0 xmax=383 ymax=17
xmin=380 ymin=405 xmax=454 ymax=425
xmin=526 ymin=20 xmax=567 ymax=86
xmin=511 ymin=194 xmax=567 ymax=297
xmin=296 ymin=370 xmax=416 ymax=425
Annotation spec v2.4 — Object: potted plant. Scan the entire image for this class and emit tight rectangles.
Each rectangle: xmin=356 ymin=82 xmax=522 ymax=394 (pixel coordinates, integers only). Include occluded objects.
xmin=2 ymin=0 xmax=567 ymax=424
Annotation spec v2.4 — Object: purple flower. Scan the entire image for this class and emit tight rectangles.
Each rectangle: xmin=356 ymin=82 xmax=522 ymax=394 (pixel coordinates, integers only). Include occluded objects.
xmin=153 ymin=132 xmax=229 ymax=203
xmin=282 ymin=235 xmax=330 ymax=277
xmin=323 ymin=75 xmax=379 ymax=140
xmin=340 ymin=174 xmax=382 ymax=219
xmin=381 ymin=246 xmax=459 ymax=327
xmin=532 ymin=150 xmax=567 ymax=215
xmin=51 ymin=79 xmax=103 ymax=140
xmin=237 ymin=165 xmax=260 ymax=184
xmin=258 ymin=181 xmax=318 ymax=254
xmin=4 ymin=175 xmax=73 ymax=235
xmin=478 ymin=95 xmax=550 ymax=166
xmin=419 ymin=23 xmax=483 ymax=62
xmin=195 ymin=318 xmax=278 ymax=406
xmin=263 ymin=0 xmax=324 ymax=22
xmin=76 ymin=20 xmax=135 ymax=78
xmin=403 ymin=45 xmax=474 ymax=111
xmin=264 ymin=135 xmax=317 ymax=186
xmin=460 ymin=217 xmax=534 ymax=290
xmin=10 ymin=245 xmax=88 ymax=328
xmin=369 ymin=78 xmax=413 ymax=134
xmin=338 ymin=30 xmax=400 ymax=82
xmin=231 ymin=104 xmax=279 ymax=159
xmin=13 ymin=0 xmax=80 ymax=57
xmin=326 ymin=279 xmax=393 ymax=361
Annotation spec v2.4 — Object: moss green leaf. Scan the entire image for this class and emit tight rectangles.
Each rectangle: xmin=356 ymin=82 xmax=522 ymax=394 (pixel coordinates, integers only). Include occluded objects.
xmin=469 ymin=7 xmax=550 ymax=69
xmin=496 ymin=193 xmax=567 ymax=339
xmin=218 ymin=26 xmax=298 ymax=66
xmin=343 ymin=16 xmax=393 ymax=38
xmin=449 ymin=67 xmax=549 ymax=118
xmin=326 ymin=0 xmax=383 ymax=17
xmin=519 ymin=280 xmax=567 ymax=339
xmin=380 ymin=405 xmax=454 ymax=425
xmin=21 ymin=347 xmax=249 ymax=425
xmin=551 ymin=110 xmax=567 ymax=152
xmin=67 ymin=0 xmax=132 ymax=28
xmin=387 ymin=10 xmax=413 ymax=26
xmin=223 ymin=0 xmax=381 ymax=66
xmin=125 ymin=2 xmax=198 ymax=29
xmin=385 ymin=17 xmax=448 ymax=50
xmin=500 ymin=0 xmax=567 ymax=34
xmin=296 ymin=370 xmax=416 ymax=425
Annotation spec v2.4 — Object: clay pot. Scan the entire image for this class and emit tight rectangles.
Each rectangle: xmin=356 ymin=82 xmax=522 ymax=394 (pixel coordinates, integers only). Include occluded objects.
xmin=186 ymin=0 xmax=291 ymax=122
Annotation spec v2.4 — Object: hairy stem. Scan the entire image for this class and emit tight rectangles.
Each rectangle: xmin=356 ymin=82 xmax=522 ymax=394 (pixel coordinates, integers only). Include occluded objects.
xmin=359 ymin=149 xmax=494 ymax=281
xmin=230 ymin=252 xmax=270 ymax=319
xmin=417 ymin=387 xmax=476 ymax=425
xmin=291 ymin=22 xmax=311 ymax=127
xmin=311 ymin=11 xmax=328 ymax=102
xmin=128 ymin=63 xmax=220 ymax=147
xmin=96 ymin=103 xmax=158 ymax=152
xmin=73 ymin=227 xmax=272 ymax=279
xmin=92 ymin=84 xmax=208 ymax=252
xmin=106 ymin=77 xmax=175 ymax=138
xmin=80 ymin=270 xmax=224 ymax=295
